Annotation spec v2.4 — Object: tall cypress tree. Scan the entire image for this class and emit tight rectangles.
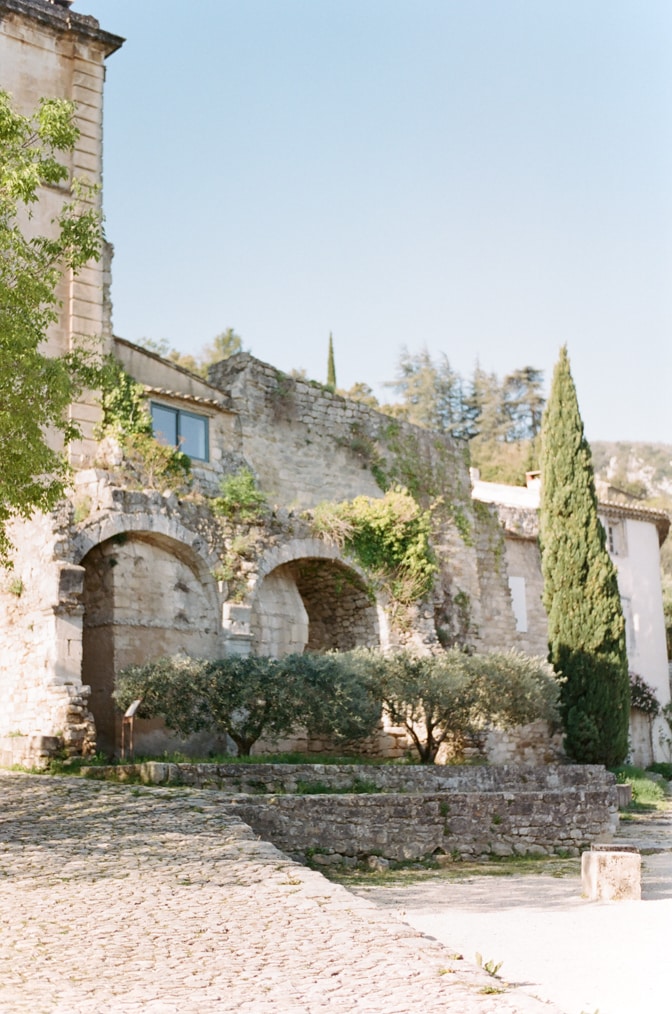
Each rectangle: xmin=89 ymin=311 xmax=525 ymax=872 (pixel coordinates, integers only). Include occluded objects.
xmin=539 ymin=346 xmax=629 ymax=765
xmin=326 ymin=332 xmax=337 ymax=391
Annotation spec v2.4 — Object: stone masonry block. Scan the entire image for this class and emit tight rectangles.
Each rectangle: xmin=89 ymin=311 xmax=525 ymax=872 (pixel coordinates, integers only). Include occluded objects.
xmin=581 ymin=845 xmax=641 ymax=901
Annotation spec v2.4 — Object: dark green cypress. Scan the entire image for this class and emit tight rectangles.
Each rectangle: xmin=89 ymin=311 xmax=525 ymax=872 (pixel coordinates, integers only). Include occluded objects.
xmin=326 ymin=332 xmax=336 ymax=391
xmin=539 ymin=346 xmax=630 ymax=765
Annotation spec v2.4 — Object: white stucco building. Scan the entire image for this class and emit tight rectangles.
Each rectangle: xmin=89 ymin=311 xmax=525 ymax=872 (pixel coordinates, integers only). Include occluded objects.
xmin=472 ymin=472 xmax=671 ymax=765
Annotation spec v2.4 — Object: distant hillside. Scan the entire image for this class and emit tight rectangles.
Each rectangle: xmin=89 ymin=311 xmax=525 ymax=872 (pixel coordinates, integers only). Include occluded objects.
xmin=590 ymin=441 xmax=672 ymax=504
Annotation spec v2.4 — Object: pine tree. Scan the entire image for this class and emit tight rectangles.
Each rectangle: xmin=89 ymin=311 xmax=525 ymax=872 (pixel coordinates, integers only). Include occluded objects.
xmin=326 ymin=332 xmax=336 ymax=391
xmin=539 ymin=346 xmax=630 ymax=765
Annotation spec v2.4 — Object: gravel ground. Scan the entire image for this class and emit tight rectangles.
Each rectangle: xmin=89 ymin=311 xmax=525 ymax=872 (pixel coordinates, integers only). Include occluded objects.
xmin=348 ymin=807 xmax=672 ymax=1014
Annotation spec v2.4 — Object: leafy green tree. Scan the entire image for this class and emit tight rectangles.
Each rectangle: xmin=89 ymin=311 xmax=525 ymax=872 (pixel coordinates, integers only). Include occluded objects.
xmin=113 ymin=656 xmax=210 ymax=736
xmin=357 ymin=649 xmax=559 ymax=763
xmin=387 ymin=347 xmax=468 ymax=437
xmin=281 ymin=652 xmax=381 ymax=746
xmin=468 ymin=363 xmax=544 ymax=483
xmin=539 ymin=346 xmax=630 ymax=765
xmin=201 ymin=327 xmax=243 ymax=369
xmin=340 ymin=381 xmax=379 ymax=409
xmin=137 ymin=328 xmax=243 ymax=378
xmin=326 ymin=332 xmax=336 ymax=391
xmin=0 ymin=91 xmax=102 ymax=561
xmin=114 ymin=652 xmax=381 ymax=756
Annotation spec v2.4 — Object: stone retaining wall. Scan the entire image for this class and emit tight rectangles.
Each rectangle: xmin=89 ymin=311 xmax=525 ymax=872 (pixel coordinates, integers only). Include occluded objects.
xmin=114 ymin=760 xmax=612 ymax=795
xmin=83 ymin=762 xmax=618 ymax=863
xmin=227 ymin=787 xmax=617 ymax=862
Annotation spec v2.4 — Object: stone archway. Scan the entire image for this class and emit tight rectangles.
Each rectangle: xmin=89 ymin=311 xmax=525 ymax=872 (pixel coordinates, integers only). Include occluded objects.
xmin=250 ymin=556 xmax=380 ymax=657
xmin=81 ymin=531 xmax=220 ymax=755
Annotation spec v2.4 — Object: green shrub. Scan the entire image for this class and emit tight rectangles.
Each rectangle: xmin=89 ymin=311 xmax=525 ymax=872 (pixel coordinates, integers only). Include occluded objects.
xmin=115 ymin=651 xmax=382 ymax=757
xmin=647 ymin=762 xmax=672 ymax=781
xmin=348 ymin=648 xmax=561 ymax=764
xmin=211 ymin=468 xmax=267 ymax=523
xmin=310 ymin=486 xmax=436 ymax=603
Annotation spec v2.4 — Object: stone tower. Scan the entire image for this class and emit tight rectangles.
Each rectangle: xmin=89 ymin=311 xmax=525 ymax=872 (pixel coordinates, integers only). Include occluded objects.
xmin=0 ymin=0 xmax=123 ymax=463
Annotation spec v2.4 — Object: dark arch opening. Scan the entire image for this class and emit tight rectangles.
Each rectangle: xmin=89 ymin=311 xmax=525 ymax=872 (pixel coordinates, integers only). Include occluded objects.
xmin=81 ymin=531 xmax=219 ymax=755
xmin=250 ymin=557 xmax=379 ymax=656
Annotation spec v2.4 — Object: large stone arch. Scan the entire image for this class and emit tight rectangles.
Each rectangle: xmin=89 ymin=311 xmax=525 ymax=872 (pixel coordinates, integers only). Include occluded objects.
xmin=248 ymin=539 xmax=386 ymax=657
xmin=78 ymin=522 xmax=221 ymax=756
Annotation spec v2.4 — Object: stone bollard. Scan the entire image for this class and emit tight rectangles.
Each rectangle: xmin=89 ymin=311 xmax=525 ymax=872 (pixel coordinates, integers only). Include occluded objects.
xmin=581 ymin=843 xmax=641 ymax=901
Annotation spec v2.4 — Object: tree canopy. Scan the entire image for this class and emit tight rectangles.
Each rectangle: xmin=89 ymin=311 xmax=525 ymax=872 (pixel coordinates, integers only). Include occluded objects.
xmin=0 ymin=91 xmax=102 ymax=561
xmin=138 ymin=327 xmax=244 ymax=378
xmin=539 ymin=346 xmax=629 ymax=765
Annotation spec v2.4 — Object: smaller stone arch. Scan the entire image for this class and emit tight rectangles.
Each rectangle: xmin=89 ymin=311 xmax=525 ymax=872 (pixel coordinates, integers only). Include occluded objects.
xmin=72 ymin=511 xmax=222 ymax=581
xmin=247 ymin=539 xmax=386 ymax=657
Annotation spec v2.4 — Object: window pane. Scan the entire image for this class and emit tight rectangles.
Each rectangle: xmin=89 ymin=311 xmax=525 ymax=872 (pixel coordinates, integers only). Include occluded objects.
xmin=151 ymin=403 xmax=177 ymax=447
xmin=179 ymin=411 xmax=208 ymax=461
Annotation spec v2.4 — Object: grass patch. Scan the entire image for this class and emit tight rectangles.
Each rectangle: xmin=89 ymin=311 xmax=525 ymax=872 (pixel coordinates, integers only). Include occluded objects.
xmin=613 ymin=765 xmax=667 ymax=811
xmin=322 ymin=852 xmax=581 ymax=887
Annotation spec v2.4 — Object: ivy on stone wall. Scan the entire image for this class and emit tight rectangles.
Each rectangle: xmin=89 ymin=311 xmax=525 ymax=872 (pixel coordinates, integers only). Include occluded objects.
xmin=96 ymin=359 xmax=191 ymax=493
xmin=309 ymin=487 xmax=436 ymax=605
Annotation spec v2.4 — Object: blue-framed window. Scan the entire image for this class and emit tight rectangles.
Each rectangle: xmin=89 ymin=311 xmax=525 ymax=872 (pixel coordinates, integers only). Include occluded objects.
xmin=150 ymin=402 xmax=209 ymax=461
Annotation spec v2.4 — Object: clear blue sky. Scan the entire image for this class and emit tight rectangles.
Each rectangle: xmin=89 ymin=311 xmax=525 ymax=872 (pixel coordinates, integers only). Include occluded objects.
xmin=82 ymin=0 xmax=672 ymax=443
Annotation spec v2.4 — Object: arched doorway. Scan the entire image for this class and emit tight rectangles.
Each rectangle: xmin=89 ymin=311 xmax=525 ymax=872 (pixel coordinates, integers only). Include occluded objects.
xmin=81 ymin=531 xmax=220 ymax=755
xmin=250 ymin=557 xmax=379 ymax=657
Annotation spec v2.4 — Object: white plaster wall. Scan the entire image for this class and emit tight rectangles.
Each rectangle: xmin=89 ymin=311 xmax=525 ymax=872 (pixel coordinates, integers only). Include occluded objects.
xmin=605 ymin=516 xmax=670 ymax=707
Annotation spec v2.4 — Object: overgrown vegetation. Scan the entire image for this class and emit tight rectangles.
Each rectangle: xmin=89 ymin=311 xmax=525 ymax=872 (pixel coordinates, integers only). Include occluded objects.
xmin=211 ymin=467 xmax=268 ymax=523
xmin=96 ymin=359 xmax=191 ymax=492
xmin=613 ymin=765 xmax=667 ymax=810
xmin=310 ymin=487 xmax=436 ymax=604
xmin=628 ymin=672 xmax=660 ymax=717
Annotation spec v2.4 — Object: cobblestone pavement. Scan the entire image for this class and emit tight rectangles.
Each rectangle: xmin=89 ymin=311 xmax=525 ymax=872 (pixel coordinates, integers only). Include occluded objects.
xmin=0 ymin=772 xmax=563 ymax=1014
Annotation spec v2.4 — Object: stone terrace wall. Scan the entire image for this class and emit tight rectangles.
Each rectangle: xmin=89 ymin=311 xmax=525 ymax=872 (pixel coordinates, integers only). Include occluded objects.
xmin=93 ymin=762 xmax=618 ymax=863
xmin=120 ymin=761 xmax=611 ymax=794
xmin=227 ymin=787 xmax=617 ymax=862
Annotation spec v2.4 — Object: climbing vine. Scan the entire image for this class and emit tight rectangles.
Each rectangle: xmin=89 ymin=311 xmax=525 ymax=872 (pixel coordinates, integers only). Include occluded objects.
xmin=96 ymin=358 xmax=191 ymax=492
xmin=629 ymin=672 xmax=660 ymax=717
xmin=309 ymin=487 xmax=436 ymax=604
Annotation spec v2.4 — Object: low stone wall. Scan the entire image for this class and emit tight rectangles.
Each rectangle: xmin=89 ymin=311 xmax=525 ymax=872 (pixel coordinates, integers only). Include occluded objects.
xmin=106 ymin=760 xmax=613 ymax=795
xmin=81 ymin=762 xmax=618 ymax=863
xmin=227 ymin=786 xmax=617 ymax=862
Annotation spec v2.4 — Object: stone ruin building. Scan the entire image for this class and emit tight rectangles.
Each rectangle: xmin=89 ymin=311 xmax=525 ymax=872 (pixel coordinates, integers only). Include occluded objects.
xmin=1 ymin=0 xmax=669 ymax=768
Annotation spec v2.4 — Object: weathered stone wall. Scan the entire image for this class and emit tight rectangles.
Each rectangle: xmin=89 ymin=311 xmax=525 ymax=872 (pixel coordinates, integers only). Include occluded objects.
xmin=118 ymin=760 xmax=612 ymax=794
xmin=0 ymin=0 xmax=123 ymax=464
xmin=227 ymin=787 xmax=617 ymax=862
xmin=96 ymin=762 xmax=618 ymax=862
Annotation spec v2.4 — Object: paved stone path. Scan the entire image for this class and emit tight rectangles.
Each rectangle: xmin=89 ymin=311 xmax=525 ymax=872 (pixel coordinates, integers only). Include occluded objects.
xmin=0 ymin=772 xmax=562 ymax=1014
